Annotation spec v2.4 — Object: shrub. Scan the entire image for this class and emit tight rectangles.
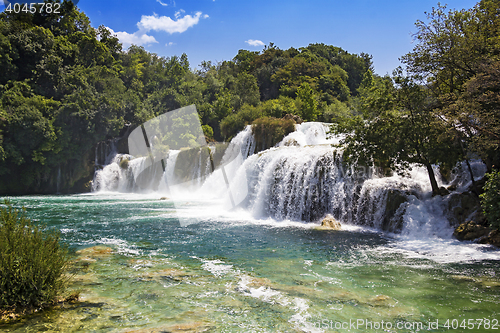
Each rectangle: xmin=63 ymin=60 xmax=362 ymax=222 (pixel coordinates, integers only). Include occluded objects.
xmin=0 ymin=200 xmax=69 ymax=312
xmin=480 ymin=170 xmax=500 ymax=230
xmin=220 ymin=104 xmax=263 ymax=140
xmin=251 ymin=117 xmax=296 ymax=152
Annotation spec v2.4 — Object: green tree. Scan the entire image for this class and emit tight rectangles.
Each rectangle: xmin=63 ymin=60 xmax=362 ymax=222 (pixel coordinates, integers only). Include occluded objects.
xmin=296 ymin=82 xmax=319 ymax=121
xmin=234 ymin=72 xmax=260 ymax=109
xmin=401 ymin=0 xmax=500 ymax=172
xmin=332 ymin=71 xmax=461 ymax=195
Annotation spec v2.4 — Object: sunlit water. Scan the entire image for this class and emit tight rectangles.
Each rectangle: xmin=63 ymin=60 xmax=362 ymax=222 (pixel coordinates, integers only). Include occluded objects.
xmin=1 ymin=193 xmax=499 ymax=333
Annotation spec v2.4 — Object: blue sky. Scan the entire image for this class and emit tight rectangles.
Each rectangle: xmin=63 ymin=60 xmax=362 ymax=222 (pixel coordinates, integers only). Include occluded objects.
xmin=3 ymin=0 xmax=479 ymax=75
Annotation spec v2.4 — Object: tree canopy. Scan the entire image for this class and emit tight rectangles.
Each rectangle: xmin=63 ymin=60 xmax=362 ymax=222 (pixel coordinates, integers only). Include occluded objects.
xmin=331 ymin=0 xmax=500 ymax=195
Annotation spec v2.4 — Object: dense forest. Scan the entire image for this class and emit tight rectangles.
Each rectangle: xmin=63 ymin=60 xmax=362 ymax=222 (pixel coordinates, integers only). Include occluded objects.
xmin=0 ymin=0 xmax=499 ymax=227
xmin=0 ymin=0 xmax=372 ymax=194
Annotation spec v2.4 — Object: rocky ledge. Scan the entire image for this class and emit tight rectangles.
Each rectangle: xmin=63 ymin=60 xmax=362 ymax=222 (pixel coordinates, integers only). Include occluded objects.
xmin=453 ymin=221 xmax=500 ymax=247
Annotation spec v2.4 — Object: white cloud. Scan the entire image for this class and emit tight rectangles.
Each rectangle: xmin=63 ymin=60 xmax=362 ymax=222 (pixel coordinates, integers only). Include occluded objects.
xmin=138 ymin=11 xmax=206 ymax=34
xmin=107 ymin=27 xmax=158 ymax=48
xmin=174 ymin=9 xmax=185 ymax=19
xmin=156 ymin=0 xmax=175 ymax=6
xmin=166 ymin=42 xmax=176 ymax=46
xmin=245 ymin=39 xmax=265 ymax=47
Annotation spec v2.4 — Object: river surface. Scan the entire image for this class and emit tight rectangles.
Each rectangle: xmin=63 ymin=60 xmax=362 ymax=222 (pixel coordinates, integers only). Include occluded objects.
xmin=1 ymin=193 xmax=500 ymax=332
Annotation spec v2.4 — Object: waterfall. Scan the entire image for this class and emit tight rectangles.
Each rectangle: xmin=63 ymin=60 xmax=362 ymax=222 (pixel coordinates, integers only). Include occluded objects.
xmin=92 ymin=122 xmax=486 ymax=238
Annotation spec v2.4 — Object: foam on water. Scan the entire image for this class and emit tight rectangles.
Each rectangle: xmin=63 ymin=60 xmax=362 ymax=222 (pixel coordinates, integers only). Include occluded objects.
xmin=91 ymin=122 xmax=499 ymax=264
xmin=5 ymin=193 xmax=500 ymax=333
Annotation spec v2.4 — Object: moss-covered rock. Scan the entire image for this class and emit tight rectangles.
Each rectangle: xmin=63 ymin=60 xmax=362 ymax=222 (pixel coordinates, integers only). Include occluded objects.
xmin=447 ymin=191 xmax=481 ymax=227
xmin=453 ymin=221 xmax=490 ymax=241
xmin=381 ymin=190 xmax=408 ymax=233
xmin=119 ymin=157 xmax=129 ymax=169
xmin=478 ymin=230 xmax=500 ymax=247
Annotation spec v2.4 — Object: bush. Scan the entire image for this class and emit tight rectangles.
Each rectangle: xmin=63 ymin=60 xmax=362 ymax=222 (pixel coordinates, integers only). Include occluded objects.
xmin=480 ymin=170 xmax=500 ymax=230
xmin=251 ymin=116 xmax=296 ymax=152
xmin=220 ymin=104 xmax=263 ymax=140
xmin=0 ymin=200 xmax=69 ymax=312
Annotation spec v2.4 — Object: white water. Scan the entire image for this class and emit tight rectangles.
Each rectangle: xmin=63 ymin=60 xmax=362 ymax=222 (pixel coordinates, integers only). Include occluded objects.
xmin=92 ymin=122 xmax=499 ymax=263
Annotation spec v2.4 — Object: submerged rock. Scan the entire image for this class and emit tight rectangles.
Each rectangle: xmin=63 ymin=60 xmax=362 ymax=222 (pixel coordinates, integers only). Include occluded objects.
xmin=318 ymin=214 xmax=341 ymax=230
xmin=76 ymin=246 xmax=114 ymax=258
xmin=122 ymin=321 xmax=213 ymax=333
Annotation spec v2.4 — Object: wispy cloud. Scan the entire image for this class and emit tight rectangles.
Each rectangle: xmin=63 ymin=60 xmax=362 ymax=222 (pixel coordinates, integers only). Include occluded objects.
xmin=138 ymin=11 xmax=207 ymax=34
xmin=166 ymin=42 xmax=176 ymax=46
xmin=174 ymin=9 xmax=185 ymax=19
xmin=245 ymin=39 xmax=265 ymax=47
xmin=156 ymin=0 xmax=175 ymax=6
xmin=107 ymin=27 xmax=158 ymax=48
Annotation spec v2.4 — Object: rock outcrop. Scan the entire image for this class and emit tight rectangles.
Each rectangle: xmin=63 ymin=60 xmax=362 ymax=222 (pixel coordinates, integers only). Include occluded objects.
xmin=478 ymin=230 xmax=500 ymax=247
xmin=381 ymin=190 xmax=409 ymax=233
xmin=447 ymin=191 xmax=482 ymax=227
xmin=318 ymin=214 xmax=341 ymax=230
xmin=453 ymin=221 xmax=500 ymax=247
xmin=453 ymin=221 xmax=491 ymax=241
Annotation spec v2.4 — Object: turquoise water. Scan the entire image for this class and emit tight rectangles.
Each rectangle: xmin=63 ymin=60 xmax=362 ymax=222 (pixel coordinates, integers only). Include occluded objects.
xmin=1 ymin=193 xmax=500 ymax=332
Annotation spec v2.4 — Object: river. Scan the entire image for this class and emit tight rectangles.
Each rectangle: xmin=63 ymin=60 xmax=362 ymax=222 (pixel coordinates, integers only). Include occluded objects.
xmin=2 ymin=123 xmax=499 ymax=332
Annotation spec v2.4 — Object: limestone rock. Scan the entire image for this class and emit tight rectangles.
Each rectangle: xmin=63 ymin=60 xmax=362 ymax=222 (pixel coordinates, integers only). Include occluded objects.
xmin=319 ymin=214 xmax=341 ymax=230
xmin=282 ymin=138 xmax=300 ymax=147
xmin=282 ymin=113 xmax=303 ymax=124
xmin=76 ymin=245 xmax=114 ymax=258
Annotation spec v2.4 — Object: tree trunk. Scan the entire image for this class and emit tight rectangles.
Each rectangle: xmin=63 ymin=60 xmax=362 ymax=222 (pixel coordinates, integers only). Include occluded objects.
xmin=425 ymin=162 xmax=440 ymax=195
xmin=458 ymin=139 xmax=478 ymax=196
xmin=464 ymin=157 xmax=479 ymax=196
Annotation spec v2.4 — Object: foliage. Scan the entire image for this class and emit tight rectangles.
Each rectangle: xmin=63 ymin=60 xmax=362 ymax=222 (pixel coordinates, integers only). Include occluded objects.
xmin=0 ymin=200 xmax=69 ymax=311
xmin=296 ymin=82 xmax=319 ymax=121
xmin=331 ymin=71 xmax=462 ymax=194
xmin=480 ymin=171 xmax=500 ymax=230
xmin=322 ymin=99 xmax=351 ymax=123
xmin=220 ymin=104 xmax=264 ymax=140
xmin=401 ymin=0 xmax=500 ymax=172
xmin=331 ymin=0 xmax=499 ymax=194
xmin=0 ymin=0 xmax=373 ymax=194
xmin=251 ymin=117 xmax=296 ymax=152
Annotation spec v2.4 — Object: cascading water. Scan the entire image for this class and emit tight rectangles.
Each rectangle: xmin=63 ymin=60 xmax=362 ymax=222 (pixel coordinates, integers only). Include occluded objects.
xmin=12 ymin=122 xmax=497 ymax=332
xmin=92 ymin=122 xmax=486 ymax=239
